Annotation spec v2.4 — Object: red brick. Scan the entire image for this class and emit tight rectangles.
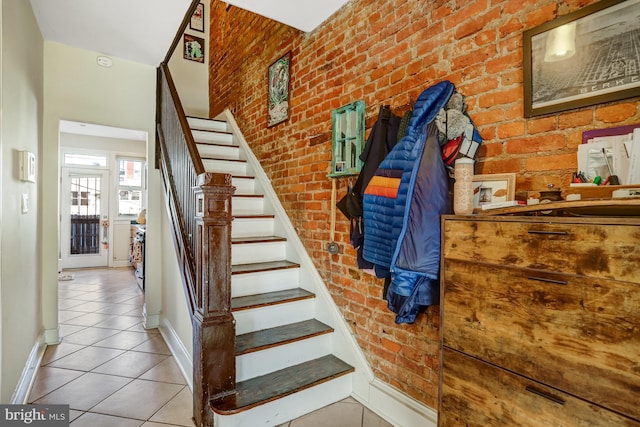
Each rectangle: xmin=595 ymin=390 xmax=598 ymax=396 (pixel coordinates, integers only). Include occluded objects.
xmin=528 ymin=116 xmax=557 ymax=134
xmin=595 ymin=103 xmax=638 ymax=123
xmin=526 ymin=153 xmax=577 ymax=172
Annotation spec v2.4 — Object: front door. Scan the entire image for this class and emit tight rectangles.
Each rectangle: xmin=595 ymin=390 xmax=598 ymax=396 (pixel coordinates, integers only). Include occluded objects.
xmin=60 ymin=168 xmax=110 ymax=269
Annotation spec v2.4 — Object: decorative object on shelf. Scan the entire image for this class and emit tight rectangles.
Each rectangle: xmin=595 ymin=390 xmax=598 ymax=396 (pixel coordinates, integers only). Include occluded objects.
xmin=453 ymin=158 xmax=474 ymax=215
xmin=267 ymin=51 xmax=291 ymax=127
xmin=190 ymin=3 xmax=205 ymax=32
xmin=183 ymin=34 xmax=205 ymax=63
xmin=329 ymin=100 xmax=365 ymax=177
xmin=523 ymin=0 xmax=640 ymax=117
xmin=471 ymin=173 xmax=516 ymax=210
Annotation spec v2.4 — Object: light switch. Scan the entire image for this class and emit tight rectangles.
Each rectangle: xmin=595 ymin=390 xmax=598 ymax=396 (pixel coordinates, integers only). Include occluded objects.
xmin=21 ymin=194 xmax=29 ymax=214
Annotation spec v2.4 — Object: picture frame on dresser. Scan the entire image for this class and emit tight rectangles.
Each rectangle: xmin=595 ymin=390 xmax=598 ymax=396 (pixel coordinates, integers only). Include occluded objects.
xmin=523 ymin=0 xmax=640 ymax=117
xmin=471 ymin=173 xmax=515 ymax=209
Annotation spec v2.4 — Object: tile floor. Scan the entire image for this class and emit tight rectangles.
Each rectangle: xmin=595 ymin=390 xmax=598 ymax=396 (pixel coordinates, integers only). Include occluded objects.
xmin=28 ymin=267 xmax=393 ymax=427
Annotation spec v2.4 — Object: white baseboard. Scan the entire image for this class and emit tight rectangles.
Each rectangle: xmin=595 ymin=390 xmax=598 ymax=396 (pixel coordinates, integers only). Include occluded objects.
xmin=11 ymin=333 xmax=46 ymax=404
xmin=353 ymin=379 xmax=438 ymax=427
xmin=158 ymin=318 xmax=193 ymax=391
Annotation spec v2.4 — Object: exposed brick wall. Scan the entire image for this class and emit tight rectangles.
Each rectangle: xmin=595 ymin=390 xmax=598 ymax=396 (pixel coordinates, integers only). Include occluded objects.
xmin=209 ymin=0 xmax=640 ymax=408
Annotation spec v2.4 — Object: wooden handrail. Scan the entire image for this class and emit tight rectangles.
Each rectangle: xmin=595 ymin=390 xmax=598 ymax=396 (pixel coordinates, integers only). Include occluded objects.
xmin=156 ymin=30 xmax=236 ymax=425
xmin=164 ymin=0 xmax=203 ymax=65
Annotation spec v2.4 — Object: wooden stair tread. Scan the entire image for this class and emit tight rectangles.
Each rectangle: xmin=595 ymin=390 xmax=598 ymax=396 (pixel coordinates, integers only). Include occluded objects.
xmin=201 ymin=156 xmax=246 ymax=163
xmin=232 ymin=288 xmax=314 ymax=311
xmin=232 ymin=260 xmax=299 ymax=275
xmin=233 ymin=194 xmax=264 ymax=199
xmin=209 ymin=355 xmax=353 ymax=415
xmin=196 ymin=141 xmax=239 ymax=147
xmin=232 ymin=236 xmax=286 ymax=244
xmin=233 ymin=214 xmax=275 ymax=219
xmin=235 ymin=319 xmax=331 ymax=355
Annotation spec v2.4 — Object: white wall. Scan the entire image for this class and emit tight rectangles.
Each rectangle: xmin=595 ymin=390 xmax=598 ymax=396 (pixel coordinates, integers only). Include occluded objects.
xmin=168 ymin=1 xmax=209 ymax=118
xmin=41 ymin=42 xmax=162 ymax=341
xmin=0 ymin=0 xmax=44 ymax=402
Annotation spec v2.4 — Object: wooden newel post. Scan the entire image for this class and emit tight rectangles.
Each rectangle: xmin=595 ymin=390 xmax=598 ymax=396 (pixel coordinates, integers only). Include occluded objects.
xmin=192 ymin=172 xmax=236 ymax=427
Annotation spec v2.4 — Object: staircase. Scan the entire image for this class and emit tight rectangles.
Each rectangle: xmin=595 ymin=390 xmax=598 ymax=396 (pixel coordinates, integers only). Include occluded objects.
xmin=186 ymin=114 xmax=356 ymax=426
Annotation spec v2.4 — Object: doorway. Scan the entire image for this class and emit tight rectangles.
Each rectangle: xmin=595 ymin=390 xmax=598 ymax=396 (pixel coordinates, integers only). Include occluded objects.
xmin=60 ymin=168 xmax=110 ymax=268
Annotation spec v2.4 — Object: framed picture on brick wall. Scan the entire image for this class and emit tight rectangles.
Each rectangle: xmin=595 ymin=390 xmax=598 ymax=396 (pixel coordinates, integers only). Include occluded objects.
xmin=523 ymin=0 xmax=640 ymax=117
xmin=267 ymin=52 xmax=291 ymax=127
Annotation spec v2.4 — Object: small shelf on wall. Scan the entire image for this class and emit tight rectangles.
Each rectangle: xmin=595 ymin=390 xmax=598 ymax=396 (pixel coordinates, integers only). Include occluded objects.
xmin=328 ymin=100 xmax=365 ymax=178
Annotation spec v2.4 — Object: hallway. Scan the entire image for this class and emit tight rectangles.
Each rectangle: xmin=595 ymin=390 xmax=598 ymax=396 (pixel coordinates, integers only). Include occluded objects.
xmin=28 ymin=267 xmax=393 ymax=427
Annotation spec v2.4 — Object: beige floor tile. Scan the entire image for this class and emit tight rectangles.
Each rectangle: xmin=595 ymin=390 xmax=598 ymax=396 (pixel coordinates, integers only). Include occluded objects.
xmin=28 ymin=367 xmax=85 ymax=402
xmin=139 ymin=357 xmax=187 ymax=385
xmin=59 ymin=324 xmax=87 ymax=337
xmin=64 ymin=301 xmax=114 ymax=313
xmin=362 ymin=408 xmax=393 ymax=426
xmin=62 ymin=312 xmax=119 ymax=327
xmin=41 ymin=342 xmax=87 ymax=365
xmin=131 ymin=335 xmax=172 ymax=355
xmin=96 ymin=304 xmax=143 ymax=315
xmin=90 ymin=379 xmax=184 ymax=420
xmin=290 ymin=400 xmax=363 ymax=427
xmin=47 ymin=346 xmax=124 ymax=371
xmin=92 ymin=351 xmax=168 ymax=378
xmin=35 ymin=372 xmax=131 ymax=411
xmin=58 ymin=310 xmax=86 ymax=323
xmin=69 ymin=410 xmax=84 ymax=422
xmin=141 ymin=422 xmax=190 ymax=427
xmin=58 ymin=299 xmax=88 ymax=310
xmin=63 ymin=327 xmax=121 ymax=346
xmin=71 ymin=412 xmax=143 ymax=427
xmin=126 ymin=323 xmax=160 ymax=334
xmin=93 ymin=330 xmax=154 ymax=350
xmin=93 ymin=315 xmax=143 ymax=330
xmin=149 ymin=386 xmax=193 ymax=426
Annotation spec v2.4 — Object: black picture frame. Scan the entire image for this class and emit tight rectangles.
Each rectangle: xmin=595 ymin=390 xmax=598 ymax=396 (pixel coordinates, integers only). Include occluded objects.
xmin=190 ymin=3 xmax=204 ymax=33
xmin=267 ymin=52 xmax=291 ymax=127
xmin=523 ymin=0 xmax=640 ymax=117
xmin=183 ymin=34 xmax=205 ymax=63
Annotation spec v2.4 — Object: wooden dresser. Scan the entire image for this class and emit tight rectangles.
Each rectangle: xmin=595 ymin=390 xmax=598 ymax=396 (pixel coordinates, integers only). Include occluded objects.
xmin=439 ymin=215 xmax=640 ymax=426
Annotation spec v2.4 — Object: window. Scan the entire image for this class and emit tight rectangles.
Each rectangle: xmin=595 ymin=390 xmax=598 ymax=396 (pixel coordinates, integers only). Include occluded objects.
xmin=117 ymin=158 xmax=145 ymax=215
xmin=64 ymin=153 xmax=107 ymax=167
xmin=329 ymin=100 xmax=365 ymax=177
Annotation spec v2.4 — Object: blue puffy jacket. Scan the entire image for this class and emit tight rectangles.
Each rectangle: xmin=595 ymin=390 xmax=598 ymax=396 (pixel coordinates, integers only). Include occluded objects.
xmin=362 ymin=81 xmax=454 ymax=323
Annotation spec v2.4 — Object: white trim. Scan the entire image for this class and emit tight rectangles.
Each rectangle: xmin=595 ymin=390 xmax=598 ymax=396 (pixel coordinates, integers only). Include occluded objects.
xmin=158 ymin=318 xmax=193 ymax=391
xmin=11 ymin=333 xmax=46 ymax=404
xmin=43 ymin=327 xmax=61 ymax=345
xmin=354 ymin=379 xmax=438 ymax=427
xmin=143 ymin=303 xmax=161 ymax=329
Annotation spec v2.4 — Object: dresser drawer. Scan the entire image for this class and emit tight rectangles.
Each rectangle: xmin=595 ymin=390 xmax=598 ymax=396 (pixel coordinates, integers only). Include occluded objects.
xmin=441 ymin=259 xmax=640 ymax=421
xmin=442 ymin=218 xmax=640 ymax=282
xmin=439 ymin=348 xmax=640 ymax=427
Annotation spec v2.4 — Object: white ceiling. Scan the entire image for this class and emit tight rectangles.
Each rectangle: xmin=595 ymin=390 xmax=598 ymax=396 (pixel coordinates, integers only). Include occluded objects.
xmin=30 ymin=0 xmax=348 ymax=138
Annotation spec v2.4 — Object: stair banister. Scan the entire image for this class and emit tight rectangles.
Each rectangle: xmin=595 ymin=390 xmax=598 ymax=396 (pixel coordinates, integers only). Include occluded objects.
xmin=156 ymin=12 xmax=237 ymax=423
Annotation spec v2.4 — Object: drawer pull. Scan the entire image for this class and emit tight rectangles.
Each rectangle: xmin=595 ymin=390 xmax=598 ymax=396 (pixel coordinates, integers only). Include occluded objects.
xmin=525 ymin=386 xmax=566 ymax=405
xmin=527 ymin=230 xmax=568 ymax=235
xmin=528 ymin=276 xmax=568 ymax=286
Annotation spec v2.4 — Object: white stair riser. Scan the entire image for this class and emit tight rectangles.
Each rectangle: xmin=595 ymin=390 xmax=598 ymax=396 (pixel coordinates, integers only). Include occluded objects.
xmin=232 ymin=241 xmax=286 ymax=265
xmin=188 ymin=117 xmax=228 ymax=132
xmin=197 ymin=144 xmax=240 ymax=160
xmin=192 ymin=129 xmax=234 ymax=145
xmin=231 ymin=269 xmax=301 ymax=298
xmin=234 ymin=299 xmax=314 ymax=334
xmin=233 ymin=197 xmax=264 ymax=215
xmin=212 ymin=374 xmax=352 ymax=427
xmin=231 ymin=177 xmax=255 ymax=195
xmin=231 ymin=217 xmax=274 ymax=238
xmin=203 ymin=159 xmax=247 ymax=175
xmin=236 ymin=334 xmax=332 ymax=382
